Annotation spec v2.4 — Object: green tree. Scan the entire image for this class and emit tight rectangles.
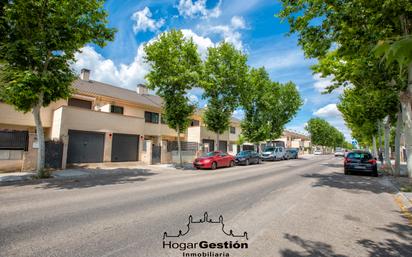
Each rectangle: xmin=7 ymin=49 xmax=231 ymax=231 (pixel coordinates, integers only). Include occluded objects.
xmin=241 ymin=68 xmax=302 ymax=147
xmin=201 ymin=42 xmax=248 ymax=151
xmin=278 ymin=0 xmax=412 ymax=176
xmin=0 ymin=0 xmax=115 ymax=177
xmin=144 ymin=30 xmax=201 ymax=167
xmin=265 ymin=81 xmax=302 ymax=141
xmin=306 ymin=118 xmax=344 ymax=151
xmin=240 ymin=67 xmax=272 ymax=145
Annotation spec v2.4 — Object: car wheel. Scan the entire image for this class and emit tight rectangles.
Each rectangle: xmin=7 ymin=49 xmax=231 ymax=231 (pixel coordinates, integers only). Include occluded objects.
xmin=344 ymin=168 xmax=349 ymax=175
xmin=245 ymin=159 xmax=249 ymax=166
xmin=229 ymin=160 xmax=235 ymax=167
xmin=211 ymin=162 xmax=217 ymax=170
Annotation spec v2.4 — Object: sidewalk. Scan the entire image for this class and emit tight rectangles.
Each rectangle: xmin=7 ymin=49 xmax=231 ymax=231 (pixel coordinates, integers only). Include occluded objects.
xmin=0 ymin=171 xmax=36 ymax=183
xmin=0 ymin=161 xmax=193 ymax=183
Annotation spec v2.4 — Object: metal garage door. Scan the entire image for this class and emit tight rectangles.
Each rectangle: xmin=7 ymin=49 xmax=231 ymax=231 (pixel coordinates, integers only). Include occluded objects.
xmin=67 ymin=130 xmax=105 ymax=163
xmin=111 ymin=133 xmax=139 ymax=162
xmin=202 ymin=139 xmax=215 ymax=152
xmin=219 ymin=140 xmax=227 ymax=152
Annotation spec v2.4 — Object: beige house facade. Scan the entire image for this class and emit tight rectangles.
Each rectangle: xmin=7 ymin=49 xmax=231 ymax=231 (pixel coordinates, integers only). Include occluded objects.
xmin=0 ymin=69 xmax=244 ymax=172
xmin=0 ymin=69 xmax=311 ymax=172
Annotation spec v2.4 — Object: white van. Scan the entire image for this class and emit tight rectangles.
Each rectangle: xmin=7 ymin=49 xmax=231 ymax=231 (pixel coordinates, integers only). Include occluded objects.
xmin=261 ymin=146 xmax=286 ymax=161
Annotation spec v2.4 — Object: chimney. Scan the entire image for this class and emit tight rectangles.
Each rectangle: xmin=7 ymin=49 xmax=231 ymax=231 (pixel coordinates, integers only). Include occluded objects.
xmin=136 ymin=84 xmax=148 ymax=95
xmin=80 ymin=68 xmax=90 ymax=81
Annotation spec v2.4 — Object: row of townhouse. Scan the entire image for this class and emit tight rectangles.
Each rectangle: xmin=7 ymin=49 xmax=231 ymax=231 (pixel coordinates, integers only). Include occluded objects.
xmin=0 ymin=69 xmax=243 ymax=172
xmin=0 ymin=69 xmax=310 ymax=172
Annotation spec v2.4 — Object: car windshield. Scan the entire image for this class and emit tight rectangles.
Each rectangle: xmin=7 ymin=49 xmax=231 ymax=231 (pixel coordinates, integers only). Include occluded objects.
xmin=202 ymin=152 xmax=218 ymax=157
xmin=237 ymin=151 xmax=250 ymax=156
xmin=347 ymin=152 xmax=372 ymax=160
xmin=264 ymin=147 xmax=275 ymax=152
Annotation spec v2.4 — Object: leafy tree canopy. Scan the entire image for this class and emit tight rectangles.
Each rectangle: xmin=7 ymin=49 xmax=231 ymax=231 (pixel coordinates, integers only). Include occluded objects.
xmin=144 ymin=29 xmax=202 ymax=132
xmin=201 ymin=42 xmax=248 ymax=135
xmin=0 ymin=0 xmax=116 ymax=112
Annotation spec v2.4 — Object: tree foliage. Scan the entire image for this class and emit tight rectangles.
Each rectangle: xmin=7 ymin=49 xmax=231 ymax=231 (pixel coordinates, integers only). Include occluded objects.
xmin=144 ymin=29 xmax=201 ymax=166
xmin=201 ymin=42 xmax=248 ymax=148
xmin=240 ymin=67 xmax=272 ymax=144
xmin=0 ymin=0 xmax=115 ymax=111
xmin=0 ymin=0 xmax=115 ymax=175
xmin=145 ymin=29 xmax=201 ymax=132
xmin=240 ymin=67 xmax=302 ymax=143
xmin=306 ymin=118 xmax=345 ymax=148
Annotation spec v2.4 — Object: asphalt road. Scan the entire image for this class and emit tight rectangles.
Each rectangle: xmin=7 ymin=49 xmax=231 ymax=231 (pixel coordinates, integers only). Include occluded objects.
xmin=0 ymin=155 xmax=411 ymax=257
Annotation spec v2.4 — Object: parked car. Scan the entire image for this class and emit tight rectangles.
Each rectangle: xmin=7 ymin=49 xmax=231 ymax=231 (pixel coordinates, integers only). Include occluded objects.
xmin=334 ymin=147 xmax=345 ymax=157
xmin=285 ymin=148 xmax=299 ymax=159
xmin=261 ymin=146 xmax=286 ymax=161
xmin=193 ymin=151 xmax=235 ymax=170
xmin=314 ymin=149 xmax=322 ymax=155
xmin=344 ymin=150 xmax=378 ymax=176
xmin=235 ymin=150 xmax=261 ymax=165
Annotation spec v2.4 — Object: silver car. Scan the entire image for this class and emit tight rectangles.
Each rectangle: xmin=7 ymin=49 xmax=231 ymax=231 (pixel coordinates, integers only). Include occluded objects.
xmin=261 ymin=147 xmax=286 ymax=161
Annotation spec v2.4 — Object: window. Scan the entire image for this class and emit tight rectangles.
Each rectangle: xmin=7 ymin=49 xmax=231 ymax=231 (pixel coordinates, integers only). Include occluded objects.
xmin=230 ymin=126 xmax=236 ymax=134
xmin=68 ymin=98 xmax=92 ymax=109
xmin=145 ymin=111 xmax=159 ymax=123
xmin=110 ymin=105 xmax=124 ymax=114
xmin=190 ymin=120 xmax=200 ymax=127
xmin=0 ymin=130 xmax=28 ymax=151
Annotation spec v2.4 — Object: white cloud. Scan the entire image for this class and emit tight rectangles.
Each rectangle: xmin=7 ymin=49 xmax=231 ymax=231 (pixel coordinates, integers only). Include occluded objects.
xmin=313 ymin=103 xmax=341 ymax=118
xmin=231 ymin=16 xmax=246 ymax=29
xmin=132 ymin=7 xmax=165 ymax=33
xmin=72 ymin=45 xmax=150 ymax=90
xmin=177 ymin=0 xmax=221 ymax=19
xmin=181 ymin=29 xmax=215 ymax=58
xmin=199 ymin=15 xmax=247 ymax=50
xmin=72 ymin=30 xmax=215 ymax=90
xmin=250 ymin=48 xmax=316 ymax=71
xmin=313 ymin=73 xmax=338 ymax=93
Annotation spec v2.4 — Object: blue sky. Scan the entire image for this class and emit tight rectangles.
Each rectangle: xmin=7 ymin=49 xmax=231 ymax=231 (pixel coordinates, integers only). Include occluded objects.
xmin=72 ymin=0 xmax=350 ymax=140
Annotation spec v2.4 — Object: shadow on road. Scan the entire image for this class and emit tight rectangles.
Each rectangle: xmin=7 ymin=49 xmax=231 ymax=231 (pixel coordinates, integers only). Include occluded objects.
xmin=281 ymin=220 xmax=412 ymax=257
xmin=280 ymin=233 xmax=347 ymax=257
xmin=2 ymin=168 xmax=158 ymax=190
xmin=301 ymin=172 xmax=395 ymax=194
xmin=357 ymin=220 xmax=412 ymax=256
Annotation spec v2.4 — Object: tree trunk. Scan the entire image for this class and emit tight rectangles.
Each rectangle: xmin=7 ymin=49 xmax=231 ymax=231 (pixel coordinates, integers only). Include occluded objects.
xmin=400 ymin=62 xmax=412 ymax=178
xmin=394 ymin=107 xmax=402 ymax=176
xmin=32 ymin=100 xmax=46 ymax=177
xmin=384 ymin=116 xmax=393 ymax=173
xmin=378 ymin=121 xmax=383 ymax=154
xmin=372 ymin=135 xmax=377 ymax=158
xmin=216 ymin=133 xmax=220 ymax=152
xmin=177 ymin=125 xmax=182 ymax=168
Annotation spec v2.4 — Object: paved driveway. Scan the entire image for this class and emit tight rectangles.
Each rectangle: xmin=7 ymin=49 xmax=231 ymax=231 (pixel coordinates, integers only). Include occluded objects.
xmin=0 ymin=155 xmax=410 ymax=257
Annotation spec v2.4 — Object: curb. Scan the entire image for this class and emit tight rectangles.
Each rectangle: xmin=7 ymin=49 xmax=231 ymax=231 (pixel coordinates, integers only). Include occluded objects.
xmin=385 ymin=176 xmax=412 ymax=224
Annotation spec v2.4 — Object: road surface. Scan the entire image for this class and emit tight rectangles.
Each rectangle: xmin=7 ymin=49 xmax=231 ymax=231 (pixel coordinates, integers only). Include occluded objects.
xmin=1 ymin=155 xmax=410 ymax=257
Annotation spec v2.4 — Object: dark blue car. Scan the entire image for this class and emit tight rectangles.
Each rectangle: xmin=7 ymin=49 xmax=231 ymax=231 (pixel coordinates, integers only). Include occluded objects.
xmin=235 ymin=150 xmax=261 ymax=165
xmin=285 ymin=148 xmax=299 ymax=160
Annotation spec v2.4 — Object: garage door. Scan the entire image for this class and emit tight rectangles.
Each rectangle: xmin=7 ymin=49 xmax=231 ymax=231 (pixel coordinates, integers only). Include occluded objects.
xmin=202 ymin=139 xmax=215 ymax=152
xmin=111 ymin=133 xmax=139 ymax=162
xmin=219 ymin=140 xmax=228 ymax=152
xmin=67 ymin=130 xmax=105 ymax=163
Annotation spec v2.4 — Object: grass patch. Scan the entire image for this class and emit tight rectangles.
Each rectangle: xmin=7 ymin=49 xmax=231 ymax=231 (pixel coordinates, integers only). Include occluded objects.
xmin=400 ymin=185 xmax=412 ymax=192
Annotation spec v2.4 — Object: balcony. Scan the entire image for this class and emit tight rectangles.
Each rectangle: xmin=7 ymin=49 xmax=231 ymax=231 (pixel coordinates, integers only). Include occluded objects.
xmin=51 ymin=106 xmax=145 ymax=139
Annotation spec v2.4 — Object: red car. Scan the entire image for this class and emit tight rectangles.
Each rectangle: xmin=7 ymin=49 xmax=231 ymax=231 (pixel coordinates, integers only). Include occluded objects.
xmin=193 ymin=151 xmax=235 ymax=170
